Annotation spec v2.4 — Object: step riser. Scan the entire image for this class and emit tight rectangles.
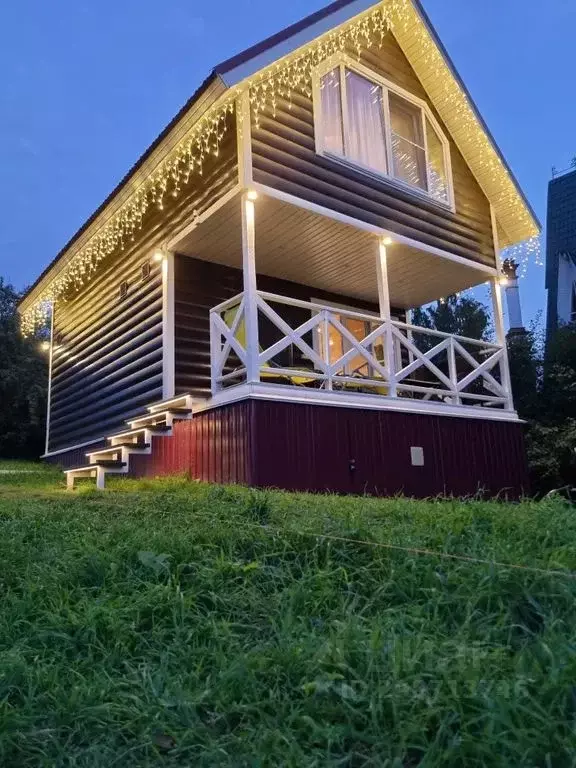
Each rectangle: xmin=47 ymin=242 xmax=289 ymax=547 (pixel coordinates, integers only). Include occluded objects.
xmin=107 ymin=427 xmax=172 ymax=446
xmin=128 ymin=412 xmax=192 ymax=430
xmin=87 ymin=446 xmax=151 ymax=463
xmin=65 ymin=465 xmax=127 ymax=490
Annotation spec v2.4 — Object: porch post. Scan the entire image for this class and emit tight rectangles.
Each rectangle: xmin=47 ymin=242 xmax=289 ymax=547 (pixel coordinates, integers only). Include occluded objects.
xmin=162 ymin=250 xmax=175 ymax=399
xmin=44 ymin=300 xmax=55 ymax=456
xmin=376 ymin=237 xmax=396 ymax=396
xmin=241 ymin=192 xmax=260 ymax=383
xmin=490 ymin=277 xmax=514 ymax=411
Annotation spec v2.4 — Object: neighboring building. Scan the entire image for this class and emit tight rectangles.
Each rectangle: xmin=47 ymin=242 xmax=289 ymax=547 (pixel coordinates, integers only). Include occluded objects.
xmin=546 ymin=167 xmax=576 ymax=334
xmin=19 ymin=0 xmax=540 ymax=497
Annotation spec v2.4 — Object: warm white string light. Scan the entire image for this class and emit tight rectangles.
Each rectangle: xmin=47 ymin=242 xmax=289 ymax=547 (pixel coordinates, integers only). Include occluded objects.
xmin=21 ymin=0 xmax=540 ymax=335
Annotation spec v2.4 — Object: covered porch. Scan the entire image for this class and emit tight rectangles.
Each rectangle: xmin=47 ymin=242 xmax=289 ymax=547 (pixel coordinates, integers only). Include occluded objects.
xmin=172 ymin=189 xmax=514 ymax=418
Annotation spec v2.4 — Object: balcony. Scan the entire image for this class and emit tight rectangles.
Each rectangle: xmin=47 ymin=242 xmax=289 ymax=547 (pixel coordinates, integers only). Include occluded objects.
xmin=209 ymin=290 xmax=513 ymax=416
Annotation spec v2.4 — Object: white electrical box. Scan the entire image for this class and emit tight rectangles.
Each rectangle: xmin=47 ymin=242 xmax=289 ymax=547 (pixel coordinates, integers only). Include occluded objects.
xmin=411 ymin=447 xmax=425 ymax=466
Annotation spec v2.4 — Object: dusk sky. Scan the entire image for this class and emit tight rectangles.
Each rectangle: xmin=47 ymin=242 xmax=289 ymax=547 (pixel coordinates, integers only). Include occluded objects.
xmin=2 ymin=0 xmax=575 ymax=327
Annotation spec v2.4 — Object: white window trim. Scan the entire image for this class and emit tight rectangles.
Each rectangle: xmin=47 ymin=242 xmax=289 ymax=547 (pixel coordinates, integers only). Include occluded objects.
xmin=312 ymin=53 xmax=456 ymax=213
xmin=309 ymin=297 xmax=402 ymax=373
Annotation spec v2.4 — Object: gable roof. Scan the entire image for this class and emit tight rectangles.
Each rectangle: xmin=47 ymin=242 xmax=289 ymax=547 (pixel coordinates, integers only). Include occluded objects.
xmin=20 ymin=0 xmax=540 ymax=326
xmin=213 ymin=0 xmax=539 ymax=243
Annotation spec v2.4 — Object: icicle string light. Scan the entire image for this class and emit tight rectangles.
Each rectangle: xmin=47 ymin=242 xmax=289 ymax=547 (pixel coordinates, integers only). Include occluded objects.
xmin=246 ymin=5 xmax=399 ymax=124
xmin=502 ymin=236 xmax=543 ymax=278
xmin=21 ymin=100 xmax=236 ymax=335
xmin=21 ymin=0 xmax=540 ymax=334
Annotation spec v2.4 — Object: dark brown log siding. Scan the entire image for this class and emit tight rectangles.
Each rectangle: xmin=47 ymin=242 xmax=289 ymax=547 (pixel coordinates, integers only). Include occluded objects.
xmin=251 ymin=33 xmax=496 ymax=266
xmin=48 ymin=116 xmax=238 ymax=453
xmin=49 ymin=250 xmax=164 ymax=452
xmin=174 ymin=254 xmax=387 ymax=398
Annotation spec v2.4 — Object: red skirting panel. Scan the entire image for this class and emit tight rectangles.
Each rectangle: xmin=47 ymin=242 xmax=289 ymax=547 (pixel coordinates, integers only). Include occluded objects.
xmin=128 ymin=401 xmax=253 ymax=485
xmin=128 ymin=399 xmax=529 ymax=499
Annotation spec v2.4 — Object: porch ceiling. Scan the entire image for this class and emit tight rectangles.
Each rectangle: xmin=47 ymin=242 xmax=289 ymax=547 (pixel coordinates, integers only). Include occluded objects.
xmin=174 ymin=194 xmax=491 ymax=309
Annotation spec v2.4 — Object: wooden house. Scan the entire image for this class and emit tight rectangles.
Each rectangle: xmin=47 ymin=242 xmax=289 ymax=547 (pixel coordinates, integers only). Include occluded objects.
xmin=20 ymin=0 xmax=540 ymax=496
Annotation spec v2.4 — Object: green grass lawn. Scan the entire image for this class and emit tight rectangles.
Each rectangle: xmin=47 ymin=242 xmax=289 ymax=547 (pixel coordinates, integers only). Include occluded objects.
xmin=1 ymin=461 xmax=576 ymax=766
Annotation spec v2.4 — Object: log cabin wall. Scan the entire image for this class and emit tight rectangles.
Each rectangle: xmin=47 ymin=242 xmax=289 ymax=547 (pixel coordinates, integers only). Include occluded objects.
xmin=251 ymin=32 xmax=496 ymax=267
xmin=174 ymin=254 xmax=394 ymax=398
xmin=47 ymin=115 xmax=238 ymax=454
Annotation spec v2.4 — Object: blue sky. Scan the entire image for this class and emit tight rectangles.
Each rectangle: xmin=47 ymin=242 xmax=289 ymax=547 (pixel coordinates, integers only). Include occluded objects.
xmin=1 ymin=0 xmax=574 ymax=327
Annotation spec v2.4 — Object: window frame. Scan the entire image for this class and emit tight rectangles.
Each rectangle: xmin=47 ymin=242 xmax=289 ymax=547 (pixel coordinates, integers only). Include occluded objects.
xmin=310 ymin=298 xmax=402 ymax=376
xmin=312 ymin=54 xmax=455 ymax=212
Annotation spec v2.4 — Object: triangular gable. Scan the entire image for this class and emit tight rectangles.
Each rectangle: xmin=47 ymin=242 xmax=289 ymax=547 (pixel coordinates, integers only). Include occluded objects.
xmin=215 ymin=0 xmax=539 ymax=248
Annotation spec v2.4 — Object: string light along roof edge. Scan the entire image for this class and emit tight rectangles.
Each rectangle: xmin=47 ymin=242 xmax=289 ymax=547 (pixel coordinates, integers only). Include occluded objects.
xmin=19 ymin=0 xmax=540 ymax=327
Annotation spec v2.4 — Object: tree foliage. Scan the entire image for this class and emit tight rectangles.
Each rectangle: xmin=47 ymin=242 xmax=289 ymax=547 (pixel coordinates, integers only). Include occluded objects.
xmin=508 ymin=322 xmax=576 ymax=494
xmin=0 ymin=278 xmax=48 ymax=458
xmin=412 ymin=294 xmax=492 ymax=341
xmin=413 ymin=295 xmax=576 ymax=495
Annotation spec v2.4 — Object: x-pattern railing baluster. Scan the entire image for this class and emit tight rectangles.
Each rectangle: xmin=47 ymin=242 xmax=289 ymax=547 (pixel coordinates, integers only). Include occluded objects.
xmin=257 ymin=295 xmax=328 ymax=373
xmin=327 ymin=316 xmax=389 ymax=381
xmin=209 ymin=290 xmax=511 ymax=409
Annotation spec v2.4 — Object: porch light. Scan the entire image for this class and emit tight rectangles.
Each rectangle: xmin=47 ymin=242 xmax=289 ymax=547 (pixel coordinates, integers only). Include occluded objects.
xmin=499 ymin=276 xmax=509 ymax=286
xmin=40 ymin=341 xmax=50 ymax=352
xmin=382 ymin=236 xmax=393 ymax=246
xmin=247 ymin=190 xmax=258 ymax=201
xmin=152 ymin=250 xmax=164 ymax=263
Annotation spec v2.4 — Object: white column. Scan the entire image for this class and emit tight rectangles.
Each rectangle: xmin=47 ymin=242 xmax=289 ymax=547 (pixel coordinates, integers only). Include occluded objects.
xmin=236 ymin=91 xmax=253 ymax=188
xmin=162 ymin=251 xmax=175 ymax=399
xmin=44 ymin=300 xmax=55 ymax=456
xmin=241 ymin=193 xmax=260 ymax=383
xmin=490 ymin=277 xmax=514 ymax=411
xmin=502 ymin=261 xmax=524 ymax=331
xmin=376 ymin=238 xmax=396 ymax=397
xmin=505 ymin=278 xmax=523 ymax=330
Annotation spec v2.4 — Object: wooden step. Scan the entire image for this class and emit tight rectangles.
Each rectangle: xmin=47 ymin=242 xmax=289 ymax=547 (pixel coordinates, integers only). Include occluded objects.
xmin=103 ymin=441 xmax=150 ymax=450
xmin=87 ymin=443 xmax=150 ymax=461
xmin=65 ymin=460 xmax=126 ymax=490
xmin=91 ymin=460 xmax=127 ymax=469
xmin=66 ymin=394 xmax=194 ymax=490
xmin=127 ymin=409 xmax=192 ymax=429
xmin=147 ymin=394 xmax=194 ymax=414
xmin=107 ymin=426 xmax=171 ymax=445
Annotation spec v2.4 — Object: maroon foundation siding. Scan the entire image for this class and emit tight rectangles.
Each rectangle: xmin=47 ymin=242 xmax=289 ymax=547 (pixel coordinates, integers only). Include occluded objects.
xmin=128 ymin=402 xmax=253 ymax=485
xmin=122 ymin=399 xmax=528 ymax=499
xmin=250 ymin=401 xmax=529 ymax=498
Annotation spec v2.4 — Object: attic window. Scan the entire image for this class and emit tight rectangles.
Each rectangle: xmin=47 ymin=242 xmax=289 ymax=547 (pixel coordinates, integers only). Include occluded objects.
xmin=119 ymin=280 xmax=129 ymax=301
xmin=313 ymin=57 xmax=453 ymax=208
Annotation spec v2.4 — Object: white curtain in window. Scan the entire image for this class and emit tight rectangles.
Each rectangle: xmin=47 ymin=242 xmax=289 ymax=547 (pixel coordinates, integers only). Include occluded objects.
xmin=320 ymin=68 xmax=344 ymax=156
xmin=389 ymin=93 xmax=427 ymax=191
xmin=425 ymin=117 xmax=449 ymax=204
xmin=345 ymin=70 xmax=387 ymax=175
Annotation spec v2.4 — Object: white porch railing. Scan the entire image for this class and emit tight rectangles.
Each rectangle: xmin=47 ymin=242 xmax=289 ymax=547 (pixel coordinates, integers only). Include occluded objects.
xmin=209 ymin=291 xmax=512 ymax=410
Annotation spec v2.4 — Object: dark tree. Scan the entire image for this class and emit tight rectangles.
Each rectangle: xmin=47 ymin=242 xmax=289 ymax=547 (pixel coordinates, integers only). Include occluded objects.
xmin=507 ymin=327 xmax=540 ymax=420
xmin=507 ymin=320 xmax=576 ymax=494
xmin=0 ymin=278 xmax=48 ymax=458
xmin=412 ymin=294 xmax=491 ymax=341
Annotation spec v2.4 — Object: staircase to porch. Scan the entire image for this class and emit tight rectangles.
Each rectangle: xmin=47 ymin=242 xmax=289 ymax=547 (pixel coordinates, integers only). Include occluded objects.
xmin=64 ymin=394 xmax=194 ymax=490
